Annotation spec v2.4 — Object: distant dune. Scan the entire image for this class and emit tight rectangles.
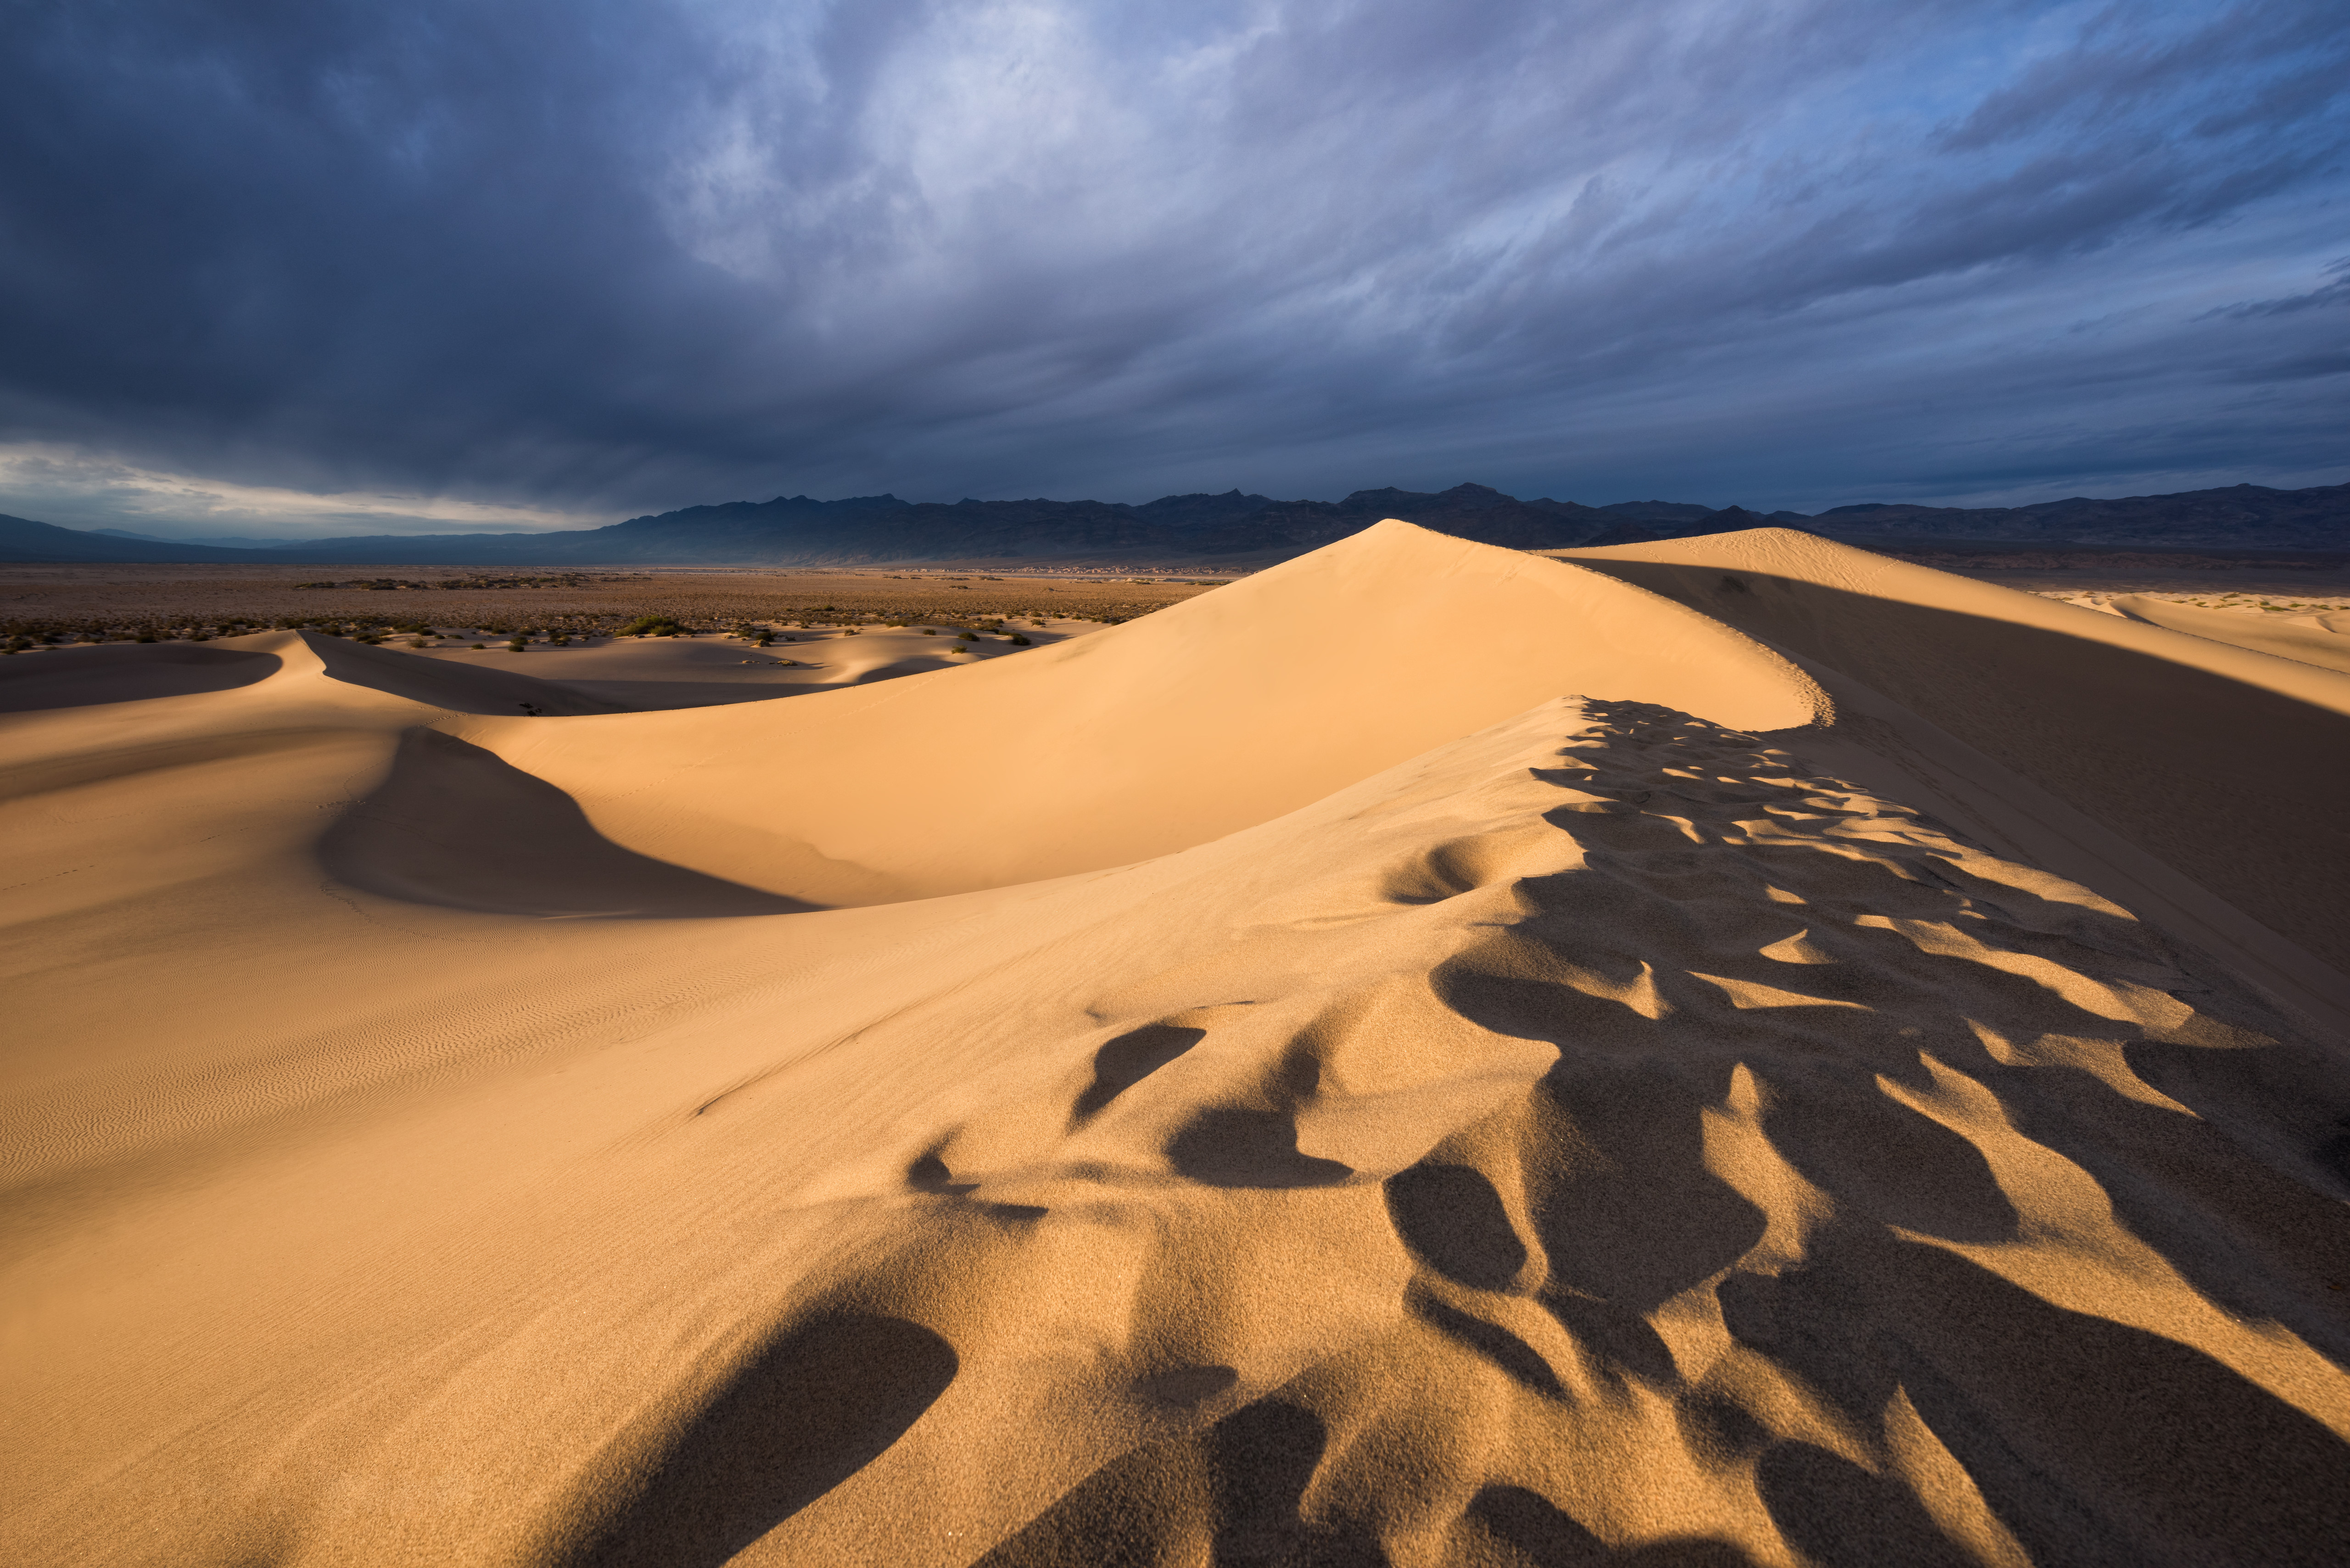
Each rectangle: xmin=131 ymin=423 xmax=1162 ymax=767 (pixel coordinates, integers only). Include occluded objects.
xmin=4 ymin=522 xmax=2347 ymax=1565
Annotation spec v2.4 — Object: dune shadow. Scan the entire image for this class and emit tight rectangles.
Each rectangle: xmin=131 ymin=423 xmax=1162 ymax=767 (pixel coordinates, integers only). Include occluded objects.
xmin=1455 ymin=1484 xmax=1759 ymax=1565
xmin=539 ymin=678 xmax=809 ymax=709
xmin=306 ymin=635 xmax=629 ymax=714
xmin=0 ymin=643 xmax=277 ymax=712
xmin=320 ymin=728 xmax=817 ymax=917
xmin=1753 ymin=1443 xmax=1970 ymax=1568
xmin=1072 ymin=1023 xmax=1206 ymax=1126
xmin=574 ymin=1312 xmax=957 ymax=1568
xmin=1719 ymin=1235 xmax=2350 ymax=1564
xmin=1408 ymin=1286 xmax=1567 ymax=1401
xmin=977 ymin=1395 xmax=1388 ymax=1567
xmin=1385 ymin=1161 xmax=1526 ymax=1291
xmin=1561 ymin=555 xmax=2350 ymax=972
xmin=1168 ymin=1107 xmax=1352 ymax=1189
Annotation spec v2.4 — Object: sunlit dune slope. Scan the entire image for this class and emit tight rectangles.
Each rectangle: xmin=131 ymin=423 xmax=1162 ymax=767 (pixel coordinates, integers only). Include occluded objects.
xmin=451 ymin=520 xmax=1824 ymax=905
xmin=1555 ymin=529 xmax=2350 ymax=982
xmin=5 ymin=519 xmax=2350 ymax=1568
xmin=2107 ymin=592 xmax=2350 ymax=676
xmin=8 ymin=696 xmax=2347 ymax=1568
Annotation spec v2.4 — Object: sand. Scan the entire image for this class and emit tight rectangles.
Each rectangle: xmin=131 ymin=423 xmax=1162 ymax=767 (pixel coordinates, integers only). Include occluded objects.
xmin=3 ymin=521 xmax=2346 ymax=1566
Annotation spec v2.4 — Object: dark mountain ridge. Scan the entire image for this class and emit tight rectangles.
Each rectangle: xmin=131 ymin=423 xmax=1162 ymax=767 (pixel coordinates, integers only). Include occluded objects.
xmin=3 ymin=480 xmax=2343 ymax=565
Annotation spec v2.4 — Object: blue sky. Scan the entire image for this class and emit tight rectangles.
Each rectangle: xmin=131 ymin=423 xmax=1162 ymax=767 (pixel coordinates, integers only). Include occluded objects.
xmin=2 ymin=0 xmax=2344 ymax=537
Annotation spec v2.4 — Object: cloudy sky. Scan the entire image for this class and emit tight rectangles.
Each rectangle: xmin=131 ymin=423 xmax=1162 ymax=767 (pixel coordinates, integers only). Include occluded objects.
xmin=3 ymin=0 xmax=2344 ymax=538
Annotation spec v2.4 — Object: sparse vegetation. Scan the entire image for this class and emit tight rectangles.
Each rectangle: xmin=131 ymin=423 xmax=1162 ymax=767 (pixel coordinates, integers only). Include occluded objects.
xmin=0 ymin=566 xmax=1216 ymax=647
xmin=616 ymin=615 xmax=687 ymax=637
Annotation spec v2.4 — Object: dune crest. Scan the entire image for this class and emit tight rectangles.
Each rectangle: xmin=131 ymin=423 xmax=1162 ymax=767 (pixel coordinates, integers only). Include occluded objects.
xmin=4 ymin=523 xmax=2348 ymax=1566
xmin=455 ymin=521 xmax=1827 ymax=904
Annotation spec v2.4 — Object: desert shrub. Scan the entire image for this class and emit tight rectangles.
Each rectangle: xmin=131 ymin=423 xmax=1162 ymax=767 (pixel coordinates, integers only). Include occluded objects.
xmin=135 ymin=632 xmax=156 ymax=643
xmin=616 ymin=615 xmax=684 ymax=637
xmin=955 ymin=631 xmax=976 ymax=642
xmin=1008 ymin=633 xmax=1031 ymax=646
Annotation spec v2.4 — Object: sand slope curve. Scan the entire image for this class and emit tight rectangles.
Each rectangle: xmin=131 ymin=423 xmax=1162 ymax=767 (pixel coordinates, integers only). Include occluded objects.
xmin=4 ymin=523 xmax=2348 ymax=1568
xmin=455 ymin=520 xmax=1826 ymax=905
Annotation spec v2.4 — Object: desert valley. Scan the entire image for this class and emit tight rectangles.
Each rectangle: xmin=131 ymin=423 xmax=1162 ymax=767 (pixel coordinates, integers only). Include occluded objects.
xmin=4 ymin=519 xmax=2347 ymax=1566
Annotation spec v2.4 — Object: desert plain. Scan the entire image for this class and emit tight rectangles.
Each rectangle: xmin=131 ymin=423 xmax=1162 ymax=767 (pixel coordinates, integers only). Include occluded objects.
xmin=4 ymin=522 xmax=2349 ymax=1566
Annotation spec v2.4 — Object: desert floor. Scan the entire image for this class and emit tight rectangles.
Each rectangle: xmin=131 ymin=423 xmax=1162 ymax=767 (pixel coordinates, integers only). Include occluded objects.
xmin=5 ymin=523 xmax=2348 ymax=1567
xmin=0 ymin=562 xmax=1228 ymax=644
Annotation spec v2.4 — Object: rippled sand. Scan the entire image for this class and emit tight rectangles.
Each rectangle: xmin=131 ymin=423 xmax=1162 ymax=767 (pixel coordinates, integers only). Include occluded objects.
xmin=5 ymin=522 xmax=2346 ymax=1566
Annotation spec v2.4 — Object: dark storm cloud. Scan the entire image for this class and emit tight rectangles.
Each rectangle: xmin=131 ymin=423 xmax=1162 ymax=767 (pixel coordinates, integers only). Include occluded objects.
xmin=1 ymin=0 xmax=2345 ymax=534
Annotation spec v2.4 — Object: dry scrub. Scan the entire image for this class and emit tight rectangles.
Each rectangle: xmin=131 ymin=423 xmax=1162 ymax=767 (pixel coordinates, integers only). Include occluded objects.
xmin=0 ymin=564 xmax=1223 ymax=645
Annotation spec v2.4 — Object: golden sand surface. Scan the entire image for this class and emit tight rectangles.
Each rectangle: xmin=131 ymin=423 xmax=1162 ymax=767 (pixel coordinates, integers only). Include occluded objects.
xmin=4 ymin=523 xmax=2347 ymax=1566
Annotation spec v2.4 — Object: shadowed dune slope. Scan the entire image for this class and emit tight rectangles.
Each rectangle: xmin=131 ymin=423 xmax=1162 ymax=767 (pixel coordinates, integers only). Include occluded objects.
xmin=304 ymin=634 xmax=632 ymax=715
xmin=1554 ymin=530 xmax=2350 ymax=977
xmin=0 ymin=642 xmax=279 ymax=712
xmin=453 ymin=521 xmax=1825 ymax=905
xmin=321 ymin=729 xmax=816 ymax=918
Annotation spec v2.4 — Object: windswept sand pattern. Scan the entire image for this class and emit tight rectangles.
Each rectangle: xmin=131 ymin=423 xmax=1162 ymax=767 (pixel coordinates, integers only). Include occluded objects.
xmin=555 ymin=704 xmax=2350 ymax=1567
xmin=4 ymin=524 xmax=2348 ymax=1567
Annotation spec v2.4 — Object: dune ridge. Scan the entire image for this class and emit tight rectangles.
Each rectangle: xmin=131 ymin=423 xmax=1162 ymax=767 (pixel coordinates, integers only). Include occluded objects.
xmin=4 ymin=522 xmax=2347 ymax=1566
xmin=1555 ymin=529 xmax=2350 ymax=1009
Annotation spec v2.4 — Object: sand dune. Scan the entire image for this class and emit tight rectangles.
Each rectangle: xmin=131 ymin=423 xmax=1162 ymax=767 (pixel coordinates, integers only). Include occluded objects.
xmin=2104 ymin=593 xmax=2350 ymax=676
xmin=1554 ymin=529 xmax=2350 ymax=1017
xmin=4 ymin=522 xmax=2346 ymax=1566
xmin=458 ymin=523 xmax=1824 ymax=904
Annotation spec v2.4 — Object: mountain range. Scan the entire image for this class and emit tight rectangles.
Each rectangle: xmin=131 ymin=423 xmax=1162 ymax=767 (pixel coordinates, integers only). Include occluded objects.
xmin=3 ymin=480 xmax=2344 ymax=566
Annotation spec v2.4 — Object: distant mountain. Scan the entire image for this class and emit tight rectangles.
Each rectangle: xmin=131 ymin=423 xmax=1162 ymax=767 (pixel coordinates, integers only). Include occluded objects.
xmin=3 ymin=480 xmax=2342 ymax=565
xmin=0 ymin=483 xmax=1628 ymax=566
xmin=1808 ymin=482 xmax=2350 ymax=550
xmin=90 ymin=527 xmax=306 ymax=549
xmin=0 ymin=513 xmax=274 ymax=563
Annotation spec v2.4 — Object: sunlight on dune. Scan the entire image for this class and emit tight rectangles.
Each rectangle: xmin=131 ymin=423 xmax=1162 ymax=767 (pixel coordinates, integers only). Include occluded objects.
xmin=4 ymin=524 xmax=2347 ymax=1567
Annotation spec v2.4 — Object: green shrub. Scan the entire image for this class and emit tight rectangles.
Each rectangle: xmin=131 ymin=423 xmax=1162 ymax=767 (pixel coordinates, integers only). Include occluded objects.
xmin=616 ymin=615 xmax=685 ymax=637
xmin=1008 ymin=633 xmax=1031 ymax=646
